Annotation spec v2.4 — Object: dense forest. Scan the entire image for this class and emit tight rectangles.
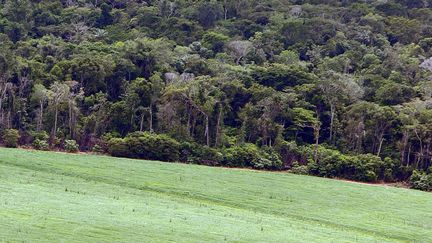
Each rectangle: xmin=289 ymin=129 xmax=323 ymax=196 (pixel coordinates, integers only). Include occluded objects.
xmin=1 ymin=0 xmax=432 ymax=190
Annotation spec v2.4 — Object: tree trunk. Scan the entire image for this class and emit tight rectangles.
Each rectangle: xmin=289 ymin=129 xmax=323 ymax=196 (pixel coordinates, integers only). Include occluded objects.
xmin=414 ymin=129 xmax=423 ymax=168
xmin=313 ymin=109 xmax=321 ymax=163
xmin=223 ymin=3 xmax=228 ymax=20
xmin=407 ymin=145 xmax=411 ymax=167
xmin=236 ymin=56 xmax=242 ymax=65
xmin=401 ymin=131 xmax=409 ymax=166
xmin=214 ymin=104 xmax=223 ymax=147
xmin=38 ymin=100 xmax=44 ymax=131
xmin=191 ymin=116 xmax=196 ymax=137
xmin=376 ymin=131 xmax=385 ymax=156
xmin=53 ymin=106 xmax=58 ymax=137
xmin=0 ymin=98 xmax=3 ymax=126
xmin=329 ymin=103 xmax=335 ymax=142
xmin=149 ymin=106 xmax=153 ymax=133
xmin=187 ymin=107 xmax=191 ymax=136
xmin=425 ymin=141 xmax=431 ymax=170
xmin=377 ymin=137 xmax=384 ymax=157
xmin=205 ymin=115 xmax=210 ymax=147
xmin=140 ymin=112 xmax=144 ymax=132
xmin=130 ymin=102 xmax=135 ymax=131
xmin=0 ymin=83 xmax=9 ymax=126
xmin=313 ymin=122 xmax=320 ymax=163
xmin=6 ymin=110 xmax=11 ymax=129
xmin=69 ymin=101 xmax=73 ymax=138
xmin=355 ymin=121 xmax=364 ymax=154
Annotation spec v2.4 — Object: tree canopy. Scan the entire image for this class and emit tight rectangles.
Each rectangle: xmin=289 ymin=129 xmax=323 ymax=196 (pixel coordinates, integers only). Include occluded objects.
xmin=2 ymin=0 xmax=432 ymax=190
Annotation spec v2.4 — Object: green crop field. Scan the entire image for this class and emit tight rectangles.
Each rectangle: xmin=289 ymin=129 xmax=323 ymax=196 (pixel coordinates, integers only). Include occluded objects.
xmin=0 ymin=147 xmax=431 ymax=242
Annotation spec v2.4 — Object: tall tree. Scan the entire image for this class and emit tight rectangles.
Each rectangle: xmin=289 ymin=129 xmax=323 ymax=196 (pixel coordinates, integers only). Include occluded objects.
xmin=31 ymin=84 xmax=49 ymax=131
xmin=48 ymin=82 xmax=69 ymax=138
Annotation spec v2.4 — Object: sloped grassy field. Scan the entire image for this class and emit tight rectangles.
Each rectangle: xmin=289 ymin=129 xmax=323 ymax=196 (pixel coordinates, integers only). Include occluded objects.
xmin=0 ymin=148 xmax=431 ymax=242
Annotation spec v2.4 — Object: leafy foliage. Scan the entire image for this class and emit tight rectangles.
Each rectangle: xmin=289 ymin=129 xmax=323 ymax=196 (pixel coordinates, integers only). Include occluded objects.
xmin=410 ymin=170 xmax=432 ymax=191
xmin=108 ymin=132 xmax=180 ymax=162
xmin=64 ymin=140 xmax=79 ymax=153
xmin=33 ymin=139 xmax=49 ymax=151
xmin=2 ymin=0 xmax=432 ymax=190
xmin=2 ymin=129 xmax=20 ymax=148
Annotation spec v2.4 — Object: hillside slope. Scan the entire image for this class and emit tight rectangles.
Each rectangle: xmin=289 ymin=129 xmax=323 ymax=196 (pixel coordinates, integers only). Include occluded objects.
xmin=0 ymin=148 xmax=431 ymax=242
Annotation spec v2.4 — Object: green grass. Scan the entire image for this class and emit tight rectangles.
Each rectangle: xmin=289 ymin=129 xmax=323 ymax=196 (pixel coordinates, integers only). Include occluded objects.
xmin=0 ymin=148 xmax=431 ymax=242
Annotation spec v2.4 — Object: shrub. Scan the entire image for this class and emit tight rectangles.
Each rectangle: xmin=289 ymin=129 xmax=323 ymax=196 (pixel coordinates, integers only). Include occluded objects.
xmin=108 ymin=132 xmax=180 ymax=162
xmin=31 ymin=131 xmax=49 ymax=141
xmin=394 ymin=165 xmax=414 ymax=181
xmin=179 ymin=142 xmax=195 ymax=162
xmin=251 ymin=157 xmax=273 ymax=169
xmin=31 ymin=131 xmax=49 ymax=150
xmin=306 ymin=145 xmax=387 ymax=182
xmin=64 ymin=139 xmax=79 ymax=153
xmin=92 ymin=144 xmax=104 ymax=154
xmin=355 ymin=154 xmax=384 ymax=182
xmin=277 ymin=141 xmax=302 ymax=168
xmin=102 ymin=131 xmax=121 ymax=141
xmin=108 ymin=138 xmax=129 ymax=157
xmin=180 ymin=142 xmax=223 ymax=165
xmin=51 ymin=136 xmax=61 ymax=148
xmin=33 ymin=139 xmax=49 ymax=151
xmin=2 ymin=129 xmax=20 ymax=148
xmin=382 ymin=157 xmax=397 ymax=181
xmin=125 ymin=132 xmax=180 ymax=161
xmin=291 ymin=161 xmax=309 ymax=175
xmin=307 ymin=146 xmax=347 ymax=178
xmin=410 ymin=170 xmax=432 ymax=191
xmin=223 ymin=144 xmax=261 ymax=167
xmin=252 ymin=146 xmax=283 ymax=170
xmin=222 ymin=144 xmax=282 ymax=169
